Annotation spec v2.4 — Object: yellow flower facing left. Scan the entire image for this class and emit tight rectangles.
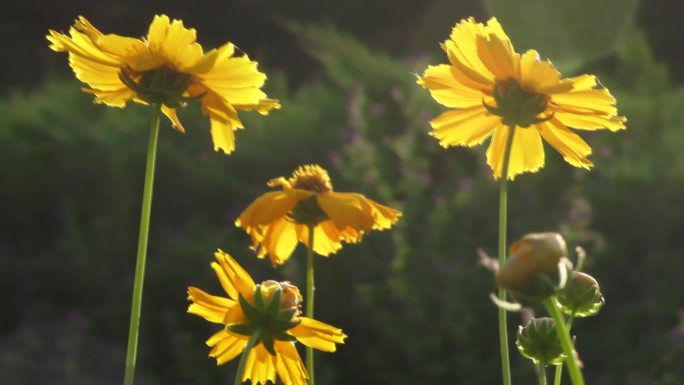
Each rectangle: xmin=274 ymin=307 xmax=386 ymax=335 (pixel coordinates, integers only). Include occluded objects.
xmin=47 ymin=15 xmax=280 ymax=154
xmin=188 ymin=250 xmax=346 ymax=385
xmin=418 ymin=17 xmax=626 ymax=179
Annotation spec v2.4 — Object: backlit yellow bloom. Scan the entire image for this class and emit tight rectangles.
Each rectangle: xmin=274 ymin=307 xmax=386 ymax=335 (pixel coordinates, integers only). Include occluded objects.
xmin=47 ymin=15 xmax=280 ymax=154
xmin=188 ymin=250 xmax=346 ymax=385
xmin=418 ymin=17 xmax=626 ymax=179
xmin=236 ymin=164 xmax=401 ymax=265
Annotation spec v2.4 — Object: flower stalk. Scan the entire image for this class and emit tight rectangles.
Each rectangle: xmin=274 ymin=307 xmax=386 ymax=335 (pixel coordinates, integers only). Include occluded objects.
xmin=497 ymin=125 xmax=517 ymax=385
xmin=538 ymin=363 xmax=548 ymax=385
xmin=233 ymin=329 xmax=262 ymax=385
xmin=544 ymin=299 xmax=585 ymax=385
xmin=305 ymin=225 xmax=316 ymax=385
xmin=123 ymin=104 xmax=162 ymax=385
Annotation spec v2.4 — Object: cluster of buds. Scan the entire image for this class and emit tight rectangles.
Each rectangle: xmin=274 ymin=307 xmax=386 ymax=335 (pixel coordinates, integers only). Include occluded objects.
xmin=227 ymin=280 xmax=303 ymax=355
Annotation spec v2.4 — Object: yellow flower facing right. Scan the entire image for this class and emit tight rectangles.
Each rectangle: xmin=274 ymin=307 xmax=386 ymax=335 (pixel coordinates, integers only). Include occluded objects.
xmin=418 ymin=17 xmax=626 ymax=179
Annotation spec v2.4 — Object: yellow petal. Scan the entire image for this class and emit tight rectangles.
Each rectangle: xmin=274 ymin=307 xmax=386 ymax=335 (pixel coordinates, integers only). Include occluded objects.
xmin=236 ymin=190 xmax=311 ymax=229
xmin=257 ymin=217 xmax=300 ymax=266
xmin=274 ymin=341 xmax=308 ymax=385
xmin=296 ymin=223 xmax=343 ymax=257
xmin=476 ymin=18 xmax=518 ymax=80
xmin=553 ymin=110 xmax=626 ymax=132
xmin=233 ymin=98 xmax=282 ymax=115
xmin=519 ymin=50 xmax=562 ymax=93
xmin=548 ymin=74 xmax=620 ymax=116
xmin=429 ymin=106 xmax=499 ymax=148
xmin=537 ymin=119 xmax=593 ymax=169
xmin=207 ymin=330 xmax=248 ymax=365
xmin=243 ymin=344 xmax=277 ymax=385
xmin=418 ymin=64 xmax=484 ymax=108
xmin=317 ymin=192 xmax=400 ymax=234
xmin=486 ymin=125 xmax=545 ymax=180
xmin=211 ymin=249 xmax=255 ymax=301
xmin=289 ymin=317 xmax=347 ymax=352
xmin=161 ymin=105 xmax=186 ymax=133
xmin=145 ymin=14 xmax=203 ymax=71
xmin=506 ymin=126 xmax=545 ymax=180
xmin=47 ymin=26 xmax=121 ymax=67
xmin=444 ymin=18 xmax=495 ymax=87
xmin=194 ymin=53 xmax=268 ymax=106
xmin=186 ymin=286 xmax=234 ymax=324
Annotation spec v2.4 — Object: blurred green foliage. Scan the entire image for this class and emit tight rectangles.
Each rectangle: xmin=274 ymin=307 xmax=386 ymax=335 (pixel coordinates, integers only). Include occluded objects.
xmin=2 ymin=10 xmax=684 ymax=385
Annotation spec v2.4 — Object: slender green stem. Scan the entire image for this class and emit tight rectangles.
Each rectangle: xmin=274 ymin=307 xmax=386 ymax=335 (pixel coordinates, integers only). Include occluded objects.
xmin=553 ymin=364 xmax=563 ymax=385
xmin=497 ymin=125 xmax=517 ymax=385
xmin=123 ymin=104 xmax=162 ymax=385
xmin=538 ymin=363 xmax=548 ymax=385
xmin=552 ymin=314 xmax=576 ymax=385
xmin=544 ymin=299 xmax=585 ymax=385
xmin=305 ymin=225 xmax=316 ymax=385
xmin=233 ymin=329 xmax=262 ymax=385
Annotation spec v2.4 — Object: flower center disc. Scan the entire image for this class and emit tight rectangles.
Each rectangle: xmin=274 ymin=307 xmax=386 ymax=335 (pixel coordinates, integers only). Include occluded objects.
xmin=484 ymin=81 xmax=551 ymax=128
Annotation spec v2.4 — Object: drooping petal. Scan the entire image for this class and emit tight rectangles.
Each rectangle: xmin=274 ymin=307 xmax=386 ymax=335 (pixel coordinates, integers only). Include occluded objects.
xmin=487 ymin=125 xmax=545 ymax=180
xmin=187 ymin=286 xmax=234 ymax=324
xmin=296 ymin=223 xmax=343 ymax=257
xmin=429 ymin=106 xmax=499 ymax=148
xmin=537 ymin=119 xmax=593 ymax=169
xmin=274 ymin=341 xmax=308 ymax=385
xmin=553 ymin=109 xmax=626 ymax=132
xmin=243 ymin=344 xmax=277 ymax=385
xmin=317 ymin=192 xmax=400 ymax=234
xmin=418 ymin=64 xmax=484 ymax=108
xmin=506 ymin=126 xmax=545 ymax=180
xmin=289 ymin=317 xmax=347 ymax=352
xmin=211 ymin=249 xmax=255 ymax=301
xmin=207 ymin=330 xmax=248 ymax=365
xmin=256 ymin=217 xmax=300 ymax=266
xmin=161 ymin=105 xmax=186 ymax=133
xmin=236 ymin=190 xmax=312 ymax=229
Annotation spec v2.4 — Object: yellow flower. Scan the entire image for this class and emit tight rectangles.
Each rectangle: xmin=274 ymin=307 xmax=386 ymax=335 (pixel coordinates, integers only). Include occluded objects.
xmin=47 ymin=15 xmax=280 ymax=154
xmin=187 ymin=250 xmax=346 ymax=385
xmin=418 ymin=17 xmax=626 ymax=179
xmin=236 ymin=164 xmax=401 ymax=266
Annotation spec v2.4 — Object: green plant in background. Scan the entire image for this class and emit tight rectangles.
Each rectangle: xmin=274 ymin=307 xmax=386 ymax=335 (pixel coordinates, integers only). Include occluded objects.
xmin=46 ymin=14 xmax=279 ymax=385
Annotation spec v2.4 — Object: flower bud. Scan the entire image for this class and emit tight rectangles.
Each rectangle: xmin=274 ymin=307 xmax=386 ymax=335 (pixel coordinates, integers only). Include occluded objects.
xmin=516 ymin=317 xmax=566 ymax=366
xmin=496 ymin=233 xmax=567 ymax=304
xmin=556 ymin=272 xmax=604 ymax=317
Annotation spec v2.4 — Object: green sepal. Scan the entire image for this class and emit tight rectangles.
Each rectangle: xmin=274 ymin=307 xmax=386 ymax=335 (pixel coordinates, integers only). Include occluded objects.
xmin=276 ymin=308 xmax=298 ymax=321
xmin=239 ymin=293 xmax=263 ymax=324
xmin=274 ymin=332 xmax=298 ymax=342
xmin=253 ymin=285 xmax=266 ymax=311
xmin=262 ymin=334 xmax=276 ymax=355
xmin=269 ymin=319 xmax=301 ymax=332
xmin=516 ymin=317 xmax=566 ymax=367
xmin=226 ymin=323 xmax=256 ymax=336
xmin=266 ymin=289 xmax=282 ymax=317
xmin=556 ymin=271 xmax=604 ymax=317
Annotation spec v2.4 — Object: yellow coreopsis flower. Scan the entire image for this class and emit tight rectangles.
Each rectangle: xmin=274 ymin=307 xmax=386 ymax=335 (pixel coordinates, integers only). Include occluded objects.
xmin=47 ymin=15 xmax=280 ymax=154
xmin=236 ymin=164 xmax=401 ymax=265
xmin=418 ymin=17 xmax=626 ymax=179
xmin=188 ymin=250 xmax=346 ymax=385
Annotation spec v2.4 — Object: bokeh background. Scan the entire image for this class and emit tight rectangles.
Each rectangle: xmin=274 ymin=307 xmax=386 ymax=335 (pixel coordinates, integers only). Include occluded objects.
xmin=2 ymin=0 xmax=683 ymax=384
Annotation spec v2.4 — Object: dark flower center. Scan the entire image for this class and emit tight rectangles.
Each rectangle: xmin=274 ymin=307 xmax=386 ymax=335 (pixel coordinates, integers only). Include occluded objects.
xmin=484 ymin=81 xmax=552 ymax=128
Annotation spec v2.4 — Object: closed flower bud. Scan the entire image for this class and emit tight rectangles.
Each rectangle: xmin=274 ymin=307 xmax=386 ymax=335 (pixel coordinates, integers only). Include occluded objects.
xmin=496 ymin=233 xmax=568 ymax=304
xmin=556 ymin=272 xmax=604 ymax=317
xmin=516 ymin=317 xmax=566 ymax=366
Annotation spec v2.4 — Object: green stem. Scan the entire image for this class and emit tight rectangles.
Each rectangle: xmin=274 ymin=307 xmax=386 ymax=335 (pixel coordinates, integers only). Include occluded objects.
xmin=305 ymin=225 xmax=316 ymax=385
xmin=553 ymin=364 xmax=563 ymax=385
xmin=233 ymin=329 xmax=262 ymax=385
xmin=552 ymin=314 xmax=576 ymax=385
xmin=544 ymin=299 xmax=585 ymax=385
xmin=538 ymin=363 xmax=548 ymax=385
xmin=123 ymin=104 xmax=162 ymax=385
xmin=497 ymin=125 xmax=516 ymax=385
